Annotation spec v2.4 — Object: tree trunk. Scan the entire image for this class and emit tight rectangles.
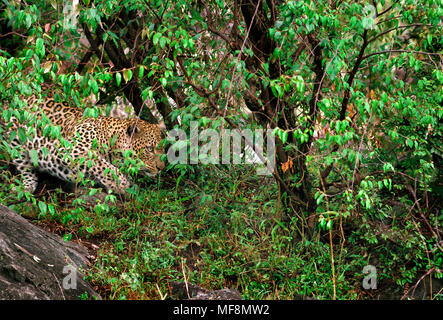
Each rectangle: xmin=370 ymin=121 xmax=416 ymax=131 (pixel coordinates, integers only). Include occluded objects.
xmin=237 ymin=0 xmax=317 ymax=219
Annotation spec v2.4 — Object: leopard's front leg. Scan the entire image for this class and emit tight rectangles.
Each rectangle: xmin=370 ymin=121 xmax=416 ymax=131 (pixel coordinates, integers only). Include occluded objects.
xmin=83 ymin=155 xmax=132 ymax=195
xmin=13 ymin=158 xmax=39 ymax=193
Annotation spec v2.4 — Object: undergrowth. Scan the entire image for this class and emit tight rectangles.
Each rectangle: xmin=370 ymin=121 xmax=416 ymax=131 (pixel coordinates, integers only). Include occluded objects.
xmin=1 ymin=161 xmax=440 ymax=300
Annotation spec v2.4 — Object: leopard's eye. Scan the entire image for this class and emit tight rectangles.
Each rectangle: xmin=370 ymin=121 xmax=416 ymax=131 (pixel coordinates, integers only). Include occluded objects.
xmin=147 ymin=146 xmax=154 ymax=152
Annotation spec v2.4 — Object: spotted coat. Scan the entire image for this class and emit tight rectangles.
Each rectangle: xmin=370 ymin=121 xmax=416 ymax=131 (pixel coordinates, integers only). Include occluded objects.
xmin=1 ymin=86 xmax=165 ymax=194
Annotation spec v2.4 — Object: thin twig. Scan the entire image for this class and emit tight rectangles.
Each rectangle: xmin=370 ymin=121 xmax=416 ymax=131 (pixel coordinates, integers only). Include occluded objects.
xmin=223 ymin=0 xmax=262 ymax=118
xmin=362 ymin=49 xmax=441 ymax=61
xmin=181 ymin=258 xmax=190 ymax=299
xmin=53 ymin=272 xmax=66 ymax=300
xmin=401 ymin=267 xmax=436 ymax=300
xmin=368 ymin=23 xmax=437 ymax=43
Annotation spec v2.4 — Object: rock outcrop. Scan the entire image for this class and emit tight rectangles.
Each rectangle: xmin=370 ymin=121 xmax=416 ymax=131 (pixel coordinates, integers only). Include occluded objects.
xmin=0 ymin=205 xmax=100 ymax=300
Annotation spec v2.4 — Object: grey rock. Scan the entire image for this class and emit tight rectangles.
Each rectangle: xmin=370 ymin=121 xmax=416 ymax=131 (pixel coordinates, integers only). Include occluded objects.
xmin=0 ymin=205 xmax=100 ymax=300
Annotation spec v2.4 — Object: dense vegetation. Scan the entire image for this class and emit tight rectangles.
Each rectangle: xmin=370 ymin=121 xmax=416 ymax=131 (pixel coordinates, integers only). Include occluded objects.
xmin=0 ymin=0 xmax=441 ymax=299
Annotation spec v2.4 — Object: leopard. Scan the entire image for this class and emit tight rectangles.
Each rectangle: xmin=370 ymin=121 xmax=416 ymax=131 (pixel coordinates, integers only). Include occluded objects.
xmin=1 ymin=84 xmax=165 ymax=195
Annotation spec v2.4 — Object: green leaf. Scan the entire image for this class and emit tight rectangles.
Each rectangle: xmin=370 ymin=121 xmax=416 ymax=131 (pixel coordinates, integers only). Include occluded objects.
xmin=38 ymin=201 xmax=47 ymax=215
xmin=116 ymin=72 xmax=122 ymax=86
xmin=48 ymin=204 xmax=56 ymax=216
xmin=29 ymin=149 xmax=39 ymax=166
xmin=326 ymin=57 xmax=341 ymax=81
xmin=378 ymin=181 xmax=383 ymax=189
xmin=270 ymin=80 xmax=284 ymax=98
xmin=123 ymin=69 xmax=132 ymax=82
xmin=269 ymin=28 xmax=275 ymax=38
xmin=281 ymin=131 xmax=288 ymax=144
xmin=427 ymin=34 xmax=433 ymax=46
xmin=139 ymin=66 xmax=145 ymax=78
xmin=316 ymin=193 xmax=325 ymax=205
xmin=91 ymin=79 xmax=99 ymax=94
xmin=383 ymin=162 xmax=394 ymax=173
xmin=319 ymin=217 xmax=326 ymax=230
xmin=189 ymin=6 xmax=203 ymax=22
xmin=18 ymin=127 xmax=27 ymax=144
xmin=142 ymin=88 xmax=153 ymax=101
xmin=36 ymin=38 xmax=45 ymax=57
xmin=153 ymin=32 xmax=161 ymax=46
xmin=350 ymin=16 xmax=358 ymax=28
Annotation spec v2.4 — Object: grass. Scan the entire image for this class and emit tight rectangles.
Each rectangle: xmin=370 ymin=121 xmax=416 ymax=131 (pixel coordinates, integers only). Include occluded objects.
xmin=0 ymin=162 xmax=440 ymax=300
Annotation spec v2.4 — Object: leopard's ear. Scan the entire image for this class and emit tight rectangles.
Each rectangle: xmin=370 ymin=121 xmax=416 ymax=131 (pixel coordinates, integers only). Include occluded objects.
xmin=157 ymin=120 xmax=167 ymax=139
xmin=158 ymin=120 xmax=166 ymax=131
xmin=127 ymin=122 xmax=141 ymax=137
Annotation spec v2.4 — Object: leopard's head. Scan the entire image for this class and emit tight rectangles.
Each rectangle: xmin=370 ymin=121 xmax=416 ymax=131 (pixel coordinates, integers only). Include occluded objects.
xmin=125 ymin=119 xmax=165 ymax=176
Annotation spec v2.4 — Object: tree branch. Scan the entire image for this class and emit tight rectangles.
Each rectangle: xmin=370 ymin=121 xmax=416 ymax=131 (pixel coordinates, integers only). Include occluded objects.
xmin=362 ymin=49 xmax=442 ymax=61
xmin=320 ymin=30 xmax=369 ymax=185
xmin=377 ymin=0 xmax=399 ymax=17
xmin=177 ymin=55 xmax=308 ymax=207
xmin=368 ymin=23 xmax=437 ymax=43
